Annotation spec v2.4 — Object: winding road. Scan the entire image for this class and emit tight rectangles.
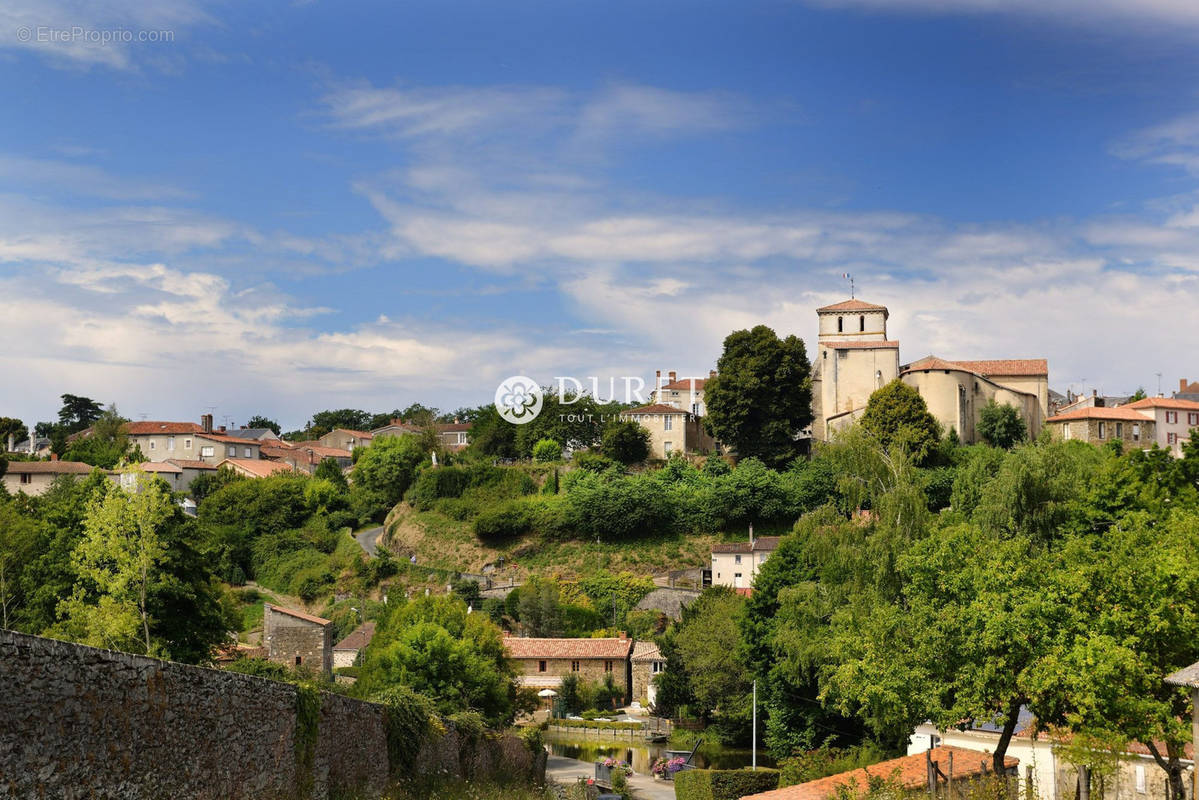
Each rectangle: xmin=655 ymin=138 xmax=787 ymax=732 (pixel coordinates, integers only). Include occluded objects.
xmin=353 ymin=526 xmax=386 ymax=557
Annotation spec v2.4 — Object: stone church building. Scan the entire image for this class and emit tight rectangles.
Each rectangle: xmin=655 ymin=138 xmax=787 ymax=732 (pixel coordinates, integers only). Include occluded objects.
xmin=810 ymin=298 xmax=1048 ymax=444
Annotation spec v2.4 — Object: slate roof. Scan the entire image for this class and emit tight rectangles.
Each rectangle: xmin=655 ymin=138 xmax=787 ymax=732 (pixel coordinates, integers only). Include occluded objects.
xmin=742 ymin=746 xmax=1018 ymax=800
xmin=503 ymin=634 xmax=634 ymax=660
xmin=224 ymin=428 xmax=277 ymax=440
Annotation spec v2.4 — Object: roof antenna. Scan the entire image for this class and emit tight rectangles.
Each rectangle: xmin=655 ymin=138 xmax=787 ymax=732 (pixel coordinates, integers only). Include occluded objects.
xmin=843 ymin=272 xmax=854 ymax=298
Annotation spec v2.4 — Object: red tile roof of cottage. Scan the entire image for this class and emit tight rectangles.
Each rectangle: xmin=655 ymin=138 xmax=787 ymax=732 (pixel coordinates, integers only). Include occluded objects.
xmin=135 ymin=462 xmax=183 ymax=474
xmin=436 ymin=422 xmax=473 ymax=433
xmin=817 ymin=299 xmax=888 ymax=313
xmin=3 ymin=460 xmax=100 ymax=475
xmin=1125 ymin=397 xmax=1199 ymax=411
xmin=268 ymin=605 xmax=331 ymax=626
xmin=660 ymin=377 xmax=707 ymax=391
xmin=626 ymin=404 xmax=692 ymax=415
xmin=218 ymin=458 xmax=293 ymax=477
xmin=711 ymin=541 xmax=753 ymax=554
xmin=297 ymin=444 xmax=354 ymax=459
xmin=334 ymin=621 xmax=377 ymax=652
xmin=503 ymin=634 xmax=634 ymax=660
xmin=631 ymin=641 xmax=662 ymax=662
xmin=742 ymin=746 xmax=1018 ymax=800
xmin=331 ymin=428 xmax=374 ymax=439
xmin=1046 ymin=406 xmax=1152 ymax=423
xmin=125 ymin=421 xmax=204 ymax=435
xmin=753 ymin=536 xmax=782 ymax=552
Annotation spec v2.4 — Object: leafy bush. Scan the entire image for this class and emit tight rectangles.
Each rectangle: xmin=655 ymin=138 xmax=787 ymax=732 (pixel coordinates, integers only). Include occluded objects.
xmin=674 ymin=768 xmax=780 ymax=800
xmin=532 ymin=438 xmax=563 ymax=462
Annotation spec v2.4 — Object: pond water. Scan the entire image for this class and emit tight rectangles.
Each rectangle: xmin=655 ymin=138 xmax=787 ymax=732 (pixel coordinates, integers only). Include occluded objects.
xmin=544 ymin=730 xmax=776 ymax=775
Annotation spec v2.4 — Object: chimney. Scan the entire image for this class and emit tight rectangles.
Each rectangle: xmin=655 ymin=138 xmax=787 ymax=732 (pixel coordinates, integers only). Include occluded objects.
xmin=669 ymin=370 xmax=677 ymax=382
xmin=1092 ymin=389 xmax=1097 ymax=398
xmin=1183 ymin=379 xmax=1189 ymax=393
xmin=201 ymin=414 xmax=213 ymax=434
xmin=50 ymin=453 xmax=58 ymax=462
xmin=240 ymin=425 xmax=247 ymax=430
xmin=392 ymin=418 xmax=401 ymax=426
xmin=5 ymin=432 xmax=12 ymax=453
xmin=618 ymin=631 xmax=627 ymax=640
xmin=749 ymin=522 xmax=754 ymax=545
xmin=655 ymin=369 xmax=661 ymax=380
xmin=219 ymin=425 xmax=227 ymax=433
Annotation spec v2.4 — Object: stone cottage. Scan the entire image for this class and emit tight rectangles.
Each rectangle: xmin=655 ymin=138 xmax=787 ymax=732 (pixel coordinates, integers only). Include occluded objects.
xmin=263 ymin=604 xmax=333 ymax=678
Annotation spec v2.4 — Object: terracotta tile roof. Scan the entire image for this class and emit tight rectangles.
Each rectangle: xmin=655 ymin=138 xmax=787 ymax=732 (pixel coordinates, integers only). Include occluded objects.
xmin=626 ymin=404 xmax=692 ymax=415
xmin=903 ymin=355 xmax=966 ymax=372
xmin=3 ymin=460 xmax=100 ymax=475
xmin=165 ymin=459 xmax=219 ymax=470
xmin=334 ymin=621 xmax=377 ymax=652
xmin=829 ymin=340 xmax=900 ymax=350
xmin=296 ymin=444 xmax=354 ymax=459
xmin=125 ymin=421 xmax=203 ymax=435
xmin=1046 ymin=406 xmax=1152 ymax=423
xmin=711 ymin=542 xmax=752 ymax=554
xmin=503 ymin=634 xmax=634 ymax=660
xmin=817 ymin=299 xmax=888 ymax=313
xmin=734 ymin=587 xmax=754 ymax=597
xmin=951 ymin=359 xmax=1048 ymax=377
xmin=217 ymin=458 xmax=293 ymax=477
xmin=135 ymin=462 xmax=183 ymax=473
xmin=260 ymin=445 xmax=300 ymax=460
xmin=631 ymin=641 xmax=662 ymax=662
xmin=197 ymin=432 xmax=263 ymax=445
xmin=436 ymin=422 xmax=473 ymax=433
xmin=753 ymin=536 xmax=782 ymax=552
xmin=267 ymin=604 xmax=330 ymax=626
xmin=742 ymin=746 xmax=1018 ymax=800
xmin=331 ymin=428 xmax=374 ymax=439
xmin=1125 ymin=397 xmax=1199 ymax=411
xmin=660 ymin=378 xmax=707 ymax=391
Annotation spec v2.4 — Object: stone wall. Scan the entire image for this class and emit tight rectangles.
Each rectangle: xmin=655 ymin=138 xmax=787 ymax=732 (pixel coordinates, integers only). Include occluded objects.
xmin=0 ymin=629 xmax=543 ymax=799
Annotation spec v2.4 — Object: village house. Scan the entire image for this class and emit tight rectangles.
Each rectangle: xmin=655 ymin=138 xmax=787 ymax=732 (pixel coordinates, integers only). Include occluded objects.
xmin=164 ymin=459 xmax=219 ymax=492
xmin=623 ymin=404 xmax=714 ymax=460
xmin=630 ymin=641 xmax=665 ymax=708
xmin=263 ymin=604 xmax=332 ymax=678
xmin=1045 ymin=406 xmax=1156 ymax=448
xmin=1 ymin=460 xmax=104 ymax=496
xmin=909 ymin=713 xmax=1194 ymax=800
xmin=319 ymin=428 xmax=373 ymax=451
xmin=743 ymin=746 xmax=1019 ymax=800
xmin=503 ymin=632 xmax=634 ymax=703
xmin=261 ymin=441 xmax=352 ymax=474
xmin=435 ymin=421 xmax=472 ymax=451
xmin=6 ymin=436 xmax=52 ymax=458
xmin=224 ymin=426 xmax=281 ymax=442
xmin=1121 ymin=396 xmax=1199 ymax=455
xmin=126 ymin=415 xmax=262 ymax=465
xmin=649 ymin=370 xmax=712 ymax=417
xmin=709 ymin=535 xmax=780 ymax=589
xmin=119 ymin=461 xmax=184 ymax=492
xmin=370 ymin=419 xmax=422 ymax=439
xmin=332 ymin=621 xmax=376 ymax=669
xmin=810 ymin=298 xmax=1048 ymax=444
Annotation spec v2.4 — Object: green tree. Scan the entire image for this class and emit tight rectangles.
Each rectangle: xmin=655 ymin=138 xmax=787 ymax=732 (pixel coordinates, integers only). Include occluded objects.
xmin=532 ymin=438 xmax=562 ymax=462
xmin=245 ymin=415 xmax=281 ymax=435
xmin=314 ymin=456 xmax=348 ymax=490
xmin=468 ymin=405 xmax=517 ymax=458
xmin=57 ymin=393 xmax=104 ymax=433
xmin=704 ymin=325 xmax=813 ymax=468
xmin=602 ymin=420 xmax=651 ymax=465
xmin=359 ymin=594 xmax=516 ymax=727
xmin=671 ymin=587 xmax=754 ymax=743
xmin=0 ymin=417 xmax=27 ymax=447
xmin=1128 ymin=387 xmax=1148 ymax=402
xmin=351 ymin=435 xmax=425 ymax=508
xmin=859 ymin=380 xmax=941 ymax=464
xmin=0 ymin=501 xmax=42 ymax=629
xmin=64 ymin=404 xmax=133 ymax=468
xmin=977 ymin=400 xmax=1027 ymax=449
xmin=55 ymin=470 xmax=173 ymax=654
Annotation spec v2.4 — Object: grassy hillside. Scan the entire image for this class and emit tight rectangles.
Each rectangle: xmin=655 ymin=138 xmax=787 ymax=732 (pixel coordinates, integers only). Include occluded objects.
xmin=383 ymin=501 xmax=790 ymax=580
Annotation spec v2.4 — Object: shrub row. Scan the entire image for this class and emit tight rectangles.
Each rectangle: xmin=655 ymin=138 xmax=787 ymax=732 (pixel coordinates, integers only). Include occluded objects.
xmin=673 ymin=768 xmax=780 ymax=800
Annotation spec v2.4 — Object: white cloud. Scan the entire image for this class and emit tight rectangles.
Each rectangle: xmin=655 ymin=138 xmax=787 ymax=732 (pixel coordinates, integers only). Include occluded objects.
xmin=0 ymin=155 xmax=189 ymax=200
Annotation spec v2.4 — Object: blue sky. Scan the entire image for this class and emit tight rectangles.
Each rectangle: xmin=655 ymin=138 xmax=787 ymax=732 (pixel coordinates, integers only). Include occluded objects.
xmin=4 ymin=0 xmax=1199 ymax=429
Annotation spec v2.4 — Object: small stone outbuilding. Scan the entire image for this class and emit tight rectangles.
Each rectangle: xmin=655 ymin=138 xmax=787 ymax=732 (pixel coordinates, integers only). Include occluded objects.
xmin=264 ymin=604 xmax=333 ymax=678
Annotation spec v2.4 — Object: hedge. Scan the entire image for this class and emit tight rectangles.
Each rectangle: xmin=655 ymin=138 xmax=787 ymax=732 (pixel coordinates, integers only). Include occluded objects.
xmin=674 ymin=768 xmax=780 ymax=800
